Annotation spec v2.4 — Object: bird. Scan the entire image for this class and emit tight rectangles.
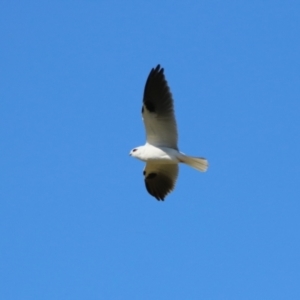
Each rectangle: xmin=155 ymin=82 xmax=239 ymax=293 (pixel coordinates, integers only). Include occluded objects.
xmin=129 ymin=65 xmax=208 ymax=201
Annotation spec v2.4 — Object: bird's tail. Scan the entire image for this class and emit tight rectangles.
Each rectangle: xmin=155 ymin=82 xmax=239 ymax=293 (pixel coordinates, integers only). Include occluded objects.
xmin=179 ymin=154 xmax=208 ymax=172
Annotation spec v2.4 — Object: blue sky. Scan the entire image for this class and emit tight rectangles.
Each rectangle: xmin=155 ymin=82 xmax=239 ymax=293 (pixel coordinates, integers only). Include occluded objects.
xmin=1 ymin=1 xmax=300 ymax=299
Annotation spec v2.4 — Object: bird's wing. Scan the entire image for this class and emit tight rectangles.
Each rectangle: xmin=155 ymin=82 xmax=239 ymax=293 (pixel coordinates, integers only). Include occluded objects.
xmin=143 ymin=163 xmax=179 ymax=201
xmin=142 ymin=65 xmax=178 ymax=149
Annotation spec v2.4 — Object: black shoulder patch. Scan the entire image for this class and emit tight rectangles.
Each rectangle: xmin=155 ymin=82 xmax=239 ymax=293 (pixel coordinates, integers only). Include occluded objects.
xmin=141 ymin=106 xmax=144 ymax=113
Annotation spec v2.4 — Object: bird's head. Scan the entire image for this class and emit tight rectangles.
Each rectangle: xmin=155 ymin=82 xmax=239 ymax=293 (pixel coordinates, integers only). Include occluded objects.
xmin=129 ymin=146 xmax=144 ymax=160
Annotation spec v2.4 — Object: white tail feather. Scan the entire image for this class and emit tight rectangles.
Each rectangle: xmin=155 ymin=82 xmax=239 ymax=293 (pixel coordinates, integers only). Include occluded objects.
xmin=180 ymin=154 xmax=208 ymax=172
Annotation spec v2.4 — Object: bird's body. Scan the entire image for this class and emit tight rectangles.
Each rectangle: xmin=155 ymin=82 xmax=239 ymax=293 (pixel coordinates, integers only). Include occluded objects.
xmin=130 ymin=65 xmax=208 ymax=200
xmin=131 ymin=145 xmax=181 ymax=164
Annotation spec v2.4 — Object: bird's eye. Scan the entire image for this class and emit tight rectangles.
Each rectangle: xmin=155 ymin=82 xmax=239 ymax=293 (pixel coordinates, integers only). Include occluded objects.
xmin=132 ymin=149 xmax=137 ymax=152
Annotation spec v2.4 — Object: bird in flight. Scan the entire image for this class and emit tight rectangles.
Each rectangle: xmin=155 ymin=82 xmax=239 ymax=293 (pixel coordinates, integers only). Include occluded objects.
xmin=129 ymin=65 xmax=208 ymax=201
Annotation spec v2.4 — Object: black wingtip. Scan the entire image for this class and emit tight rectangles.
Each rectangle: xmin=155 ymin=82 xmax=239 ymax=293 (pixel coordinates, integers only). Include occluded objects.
xmin=154 ymin=195 xmax=165 ymax=201
xmin=151 ymin=64 xmax=163 ymax=74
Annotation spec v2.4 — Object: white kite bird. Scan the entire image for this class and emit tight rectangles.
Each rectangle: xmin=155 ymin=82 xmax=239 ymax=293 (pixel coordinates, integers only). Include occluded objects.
xmin=129 ymin=65 xmax=208 ymax=201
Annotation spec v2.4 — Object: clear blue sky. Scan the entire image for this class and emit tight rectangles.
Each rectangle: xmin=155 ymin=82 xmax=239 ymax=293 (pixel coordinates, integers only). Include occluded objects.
xmin=1 ymin=1 xmax=300 ymax=299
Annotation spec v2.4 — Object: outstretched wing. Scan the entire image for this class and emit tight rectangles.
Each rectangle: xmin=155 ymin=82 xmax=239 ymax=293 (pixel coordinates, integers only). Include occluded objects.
xmin=142 ymin=65 xmax=178 ymax=149
xmin=143 ymin=163 xmax=179 ymax=201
